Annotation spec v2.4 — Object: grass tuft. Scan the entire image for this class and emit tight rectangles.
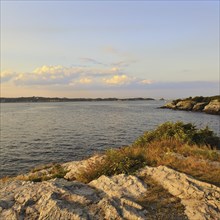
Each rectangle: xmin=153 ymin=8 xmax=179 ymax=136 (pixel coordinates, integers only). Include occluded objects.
xmin=16 ymin=163 xmax=68 ymax=182
xmin=75 ymin=147 xmax=146 ymax=183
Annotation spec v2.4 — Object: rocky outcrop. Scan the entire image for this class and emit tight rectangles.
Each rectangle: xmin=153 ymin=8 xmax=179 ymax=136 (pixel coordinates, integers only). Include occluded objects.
xmin=1 ymin=158 xmax=220 ymax=220
xmin=0 ymin=175 xmax=148 ymax=220
xmin=161 ymin=96 xmax=220 ymax=115
xmin=176 ymin=101 xmax=196 ymax=111
xmin=63 ymin=155 xmax=106 ymax=181
xmin=203 ymin=99 xmax=220 ymax=115
xmin=192 ymin=102 xmax=207 ymax=111
xmin=138 ymin=166 xmax=220 ymax=220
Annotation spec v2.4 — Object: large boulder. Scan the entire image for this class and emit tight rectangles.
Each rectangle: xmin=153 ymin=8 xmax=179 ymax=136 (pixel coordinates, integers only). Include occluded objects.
xmin=192 ymin=102 xmax=207 ymax=111
xmin=203 ymin=99 xmax=220 ymax=115
xmin=176 ymin=100 xmax=196 ymax=111
xmin=161 ymin=102 xmax=176 ymax=109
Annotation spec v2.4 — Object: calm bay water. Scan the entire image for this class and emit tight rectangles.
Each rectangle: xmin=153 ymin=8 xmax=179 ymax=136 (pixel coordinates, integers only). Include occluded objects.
xmin=1 ymin=100 xmax=219 ymax=177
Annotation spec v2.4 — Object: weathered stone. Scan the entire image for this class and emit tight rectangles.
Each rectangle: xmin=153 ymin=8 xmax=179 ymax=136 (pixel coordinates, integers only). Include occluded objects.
xmin=138 ymin=166 xmax=220 ymax=220
xmin=0 ymin=175 xmax=148 ymax=220
xmin=1 ymin=154 xmax=220 ymax=220
xmin=192 ymin=102 xmax=207 ymax=111
xmin=162 ymin=102 xmax=176 ymax=109
xmin=203 ymin=99 xmax=220 ymax=115
xmin=176 ymin=100 xmax=196 ymax=110
xmin=63 ymin=155 xmax=105 ymax=181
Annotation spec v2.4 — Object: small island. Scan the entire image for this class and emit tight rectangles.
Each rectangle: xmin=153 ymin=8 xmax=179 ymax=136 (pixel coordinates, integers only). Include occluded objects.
xmin=161 ymin=96 xmax=220 ymax=115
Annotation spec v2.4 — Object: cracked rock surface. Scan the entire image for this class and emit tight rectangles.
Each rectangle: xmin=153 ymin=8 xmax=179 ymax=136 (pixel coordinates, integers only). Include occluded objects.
xmin=0 ymin=174 xmax=148 ymax=220
xmin=138 ymin=166 xmax=220 ymax=220
xmin=1 ymin=161 xmax=220 ymax=220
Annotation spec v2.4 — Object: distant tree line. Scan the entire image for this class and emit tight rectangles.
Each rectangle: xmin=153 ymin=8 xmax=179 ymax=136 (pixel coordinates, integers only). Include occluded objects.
xmin=0 ymin=96 xmax=155 ymax=103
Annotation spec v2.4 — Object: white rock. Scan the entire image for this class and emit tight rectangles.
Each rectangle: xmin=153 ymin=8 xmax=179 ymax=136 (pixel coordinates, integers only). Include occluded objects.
xmin=138 ymin=165 xmax=220 ymax=220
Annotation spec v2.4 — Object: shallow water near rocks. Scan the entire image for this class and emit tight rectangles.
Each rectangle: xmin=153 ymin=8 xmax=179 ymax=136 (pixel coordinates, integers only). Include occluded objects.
xmin=1 ymin=100 xmax=219 ymax=177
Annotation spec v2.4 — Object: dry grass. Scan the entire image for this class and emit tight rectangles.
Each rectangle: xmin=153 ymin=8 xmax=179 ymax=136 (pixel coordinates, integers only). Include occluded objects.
xmin=75 ymin=139 xmax=220 ymax=186
xmin=75 ymin=148 xmax=146 ymax=183
xmin=30 ymin=163 xmax=55 ymax=173
xmin=0 ymin=176 xmax=14 ymax=184
xmin=140 ymin=139 xmax=220 ymax=186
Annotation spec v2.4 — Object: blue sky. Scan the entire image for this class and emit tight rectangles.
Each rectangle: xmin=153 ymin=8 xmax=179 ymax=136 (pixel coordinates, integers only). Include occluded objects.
xmin=1 ymin=1 xmax=219 ymax=98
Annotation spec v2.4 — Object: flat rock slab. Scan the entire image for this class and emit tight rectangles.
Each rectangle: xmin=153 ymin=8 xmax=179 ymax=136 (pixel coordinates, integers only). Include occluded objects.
xmin=138 ymin=166 xmax=220 ymax=220
xmin=0 ymin=174 xmax=148 ymax=220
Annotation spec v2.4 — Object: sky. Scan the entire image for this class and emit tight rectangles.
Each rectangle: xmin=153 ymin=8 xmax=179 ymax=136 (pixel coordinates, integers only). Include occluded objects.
xmin=0 ymin=0 xmax=219 ymax=98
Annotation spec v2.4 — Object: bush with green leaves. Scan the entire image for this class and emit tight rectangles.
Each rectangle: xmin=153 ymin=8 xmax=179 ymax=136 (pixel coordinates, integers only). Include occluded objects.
xmin=134 ymin=121 xmax=220 ymax=149
xmin=76 ymin=148 xmax=146 ymax=183
xmin=172 ymin=95 xmax=220 ymax=103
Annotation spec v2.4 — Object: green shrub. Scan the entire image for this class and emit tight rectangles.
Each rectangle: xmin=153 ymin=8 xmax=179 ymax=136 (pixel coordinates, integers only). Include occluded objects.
xmin=103 ymin=148 xmax=146 ymax=175
xmin=171 ymin=95 xmax=220 ymax=104
xmin=134 ymin=122 xmax=219 ymax=148
xmin=76 ymin=148 xmax=146 ymax=183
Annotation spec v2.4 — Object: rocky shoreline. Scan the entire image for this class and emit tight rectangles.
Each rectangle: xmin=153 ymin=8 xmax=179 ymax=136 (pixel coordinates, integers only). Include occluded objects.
xmin=1 ymin=121 xmax=220 ymax=220
xmin=161 ymin=96 xmax=220 ymax=115
xmin=1 ymin=155 xmax=220 ymax=220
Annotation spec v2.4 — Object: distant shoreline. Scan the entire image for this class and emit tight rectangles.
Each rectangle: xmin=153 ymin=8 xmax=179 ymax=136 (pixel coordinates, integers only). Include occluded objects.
xmin=0 ymin=97 xmax=159 ymax=103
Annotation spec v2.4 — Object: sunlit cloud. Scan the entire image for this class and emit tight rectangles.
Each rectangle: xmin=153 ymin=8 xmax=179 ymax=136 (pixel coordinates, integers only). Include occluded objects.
xmin=79 ymin=77 xmax=92 ymax=84
xmin=3 ymin=64 xmax=216 ymax=96
xmin=1 ymin=64 xmax=124 ymax=86
xmin=103 ymin=74 xmax=131 ymax=85
xmin=1 ymin=64 xmax=154 ymax=90
xmin=0 ymin=70 xmax=18 ymax=83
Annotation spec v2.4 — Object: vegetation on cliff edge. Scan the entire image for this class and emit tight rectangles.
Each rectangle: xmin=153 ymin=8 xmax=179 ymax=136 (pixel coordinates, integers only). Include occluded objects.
xmin=76 ymin=122 xmax=220 ymax=185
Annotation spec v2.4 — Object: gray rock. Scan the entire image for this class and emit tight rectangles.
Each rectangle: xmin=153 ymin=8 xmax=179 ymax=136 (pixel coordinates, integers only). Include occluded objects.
xmin=1 ymin=155 xmax=220 ymax=220
xmin=0 ymin=175 xmax=148 ymax=220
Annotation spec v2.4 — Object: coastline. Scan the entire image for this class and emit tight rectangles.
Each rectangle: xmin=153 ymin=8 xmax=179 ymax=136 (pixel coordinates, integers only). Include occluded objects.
xmin=0 ymin=97 xmax=156 ymax=103
xmin=1 ymin=122 xmax=220 ymax=219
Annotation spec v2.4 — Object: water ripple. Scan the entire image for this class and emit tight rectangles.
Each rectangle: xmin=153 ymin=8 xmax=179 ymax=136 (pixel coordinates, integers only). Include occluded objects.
xmin=0 ymin=101 xmax=219 ymax=177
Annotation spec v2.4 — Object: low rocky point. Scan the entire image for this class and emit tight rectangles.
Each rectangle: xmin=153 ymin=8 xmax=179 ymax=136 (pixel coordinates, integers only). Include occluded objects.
xmin=161 ymin=96 xmax=220 ymax=115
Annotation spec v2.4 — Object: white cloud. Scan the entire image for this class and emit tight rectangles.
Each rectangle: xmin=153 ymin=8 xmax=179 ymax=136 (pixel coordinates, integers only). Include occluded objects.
xmin=1 ymin=64 xmax=153 ymax=90
xmin=1 ymin=64 xmax=120 ymax=86
xmin=79 ymin=77 xmax=92 ymax=84
xmin=0 ymin=71 xmax=18 ymax=82
xmin=33 ymin=65 xmax=84 ymax=76
xmin=103 ymin=74 xmax=130 ymax=85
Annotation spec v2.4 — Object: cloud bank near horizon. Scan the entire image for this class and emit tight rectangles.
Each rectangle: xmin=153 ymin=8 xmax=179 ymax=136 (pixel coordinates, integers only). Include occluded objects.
xmin=1 ymin=63 xmax=218 ymax=99
xmin=1 ymin=63 xmax=153 ymax=88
